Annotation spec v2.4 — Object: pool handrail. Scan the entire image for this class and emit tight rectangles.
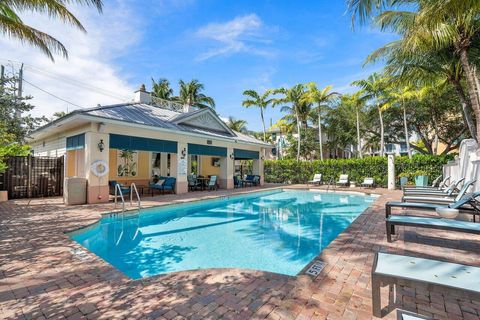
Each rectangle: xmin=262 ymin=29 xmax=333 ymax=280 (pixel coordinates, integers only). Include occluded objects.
xmin=130 ymin=183 xmax=141 ymax=210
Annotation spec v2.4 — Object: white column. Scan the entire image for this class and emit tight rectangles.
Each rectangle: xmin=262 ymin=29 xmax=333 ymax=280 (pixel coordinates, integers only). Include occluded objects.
xmin=84 ymin=131 xmax=110 ymax=203
xmin=253 ymin=148 xmax=265 ymax=186
xmin=220 ymin=147 xmax=234 ymax=189
xmin=387 ymin=154 xmax=395 ymax=190
xmin=160 ymin=152 xmax=168 ymax=176
xmin=172 ymin=142 xmax=188 ymax=194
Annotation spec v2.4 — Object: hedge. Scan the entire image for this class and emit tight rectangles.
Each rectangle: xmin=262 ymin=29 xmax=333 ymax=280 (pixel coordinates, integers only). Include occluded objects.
xmin=264 ymin=154 xmax=453 ymax=187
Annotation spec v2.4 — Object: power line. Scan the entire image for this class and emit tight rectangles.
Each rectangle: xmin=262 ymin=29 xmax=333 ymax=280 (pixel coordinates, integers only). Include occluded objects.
xmin=22 ymin=78 xmax=85 ymax=109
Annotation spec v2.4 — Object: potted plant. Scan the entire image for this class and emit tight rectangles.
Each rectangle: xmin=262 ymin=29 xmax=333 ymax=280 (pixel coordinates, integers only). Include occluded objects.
xmin=414 ymin=170 xmax=429 ymax=187
xmin=398 ymin=172 xmax=410 ymax=187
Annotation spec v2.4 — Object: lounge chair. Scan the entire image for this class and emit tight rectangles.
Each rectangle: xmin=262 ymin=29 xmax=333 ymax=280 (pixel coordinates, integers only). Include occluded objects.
xmin=402 ymin=175 xmax=447 ymax=192
xmin=361 ymin=177 xmax=375 ymax=188
xmin=401 ymin=179 xmax=474 ymax=204
xmin=396 ymin=310 xmax=432 ymax=320
xmin=150 ymin=176 xmax=176 ymax=195
xmin=307 ymin=174 xmax=322 ymax=185
xmin=371 ymin=252 xmax=480 ymax=318
xmin=208 ymin=175 xmax=217 ymax=191
xmin=386 ymin=214 xmax=480 ymax=242
xmin=403 ymin=178 xmax=464 ymax=196
xmin=386 ymin=191 xmax=480 ymax=222
xmin=336 ymin=174 xmax=349 ymax=187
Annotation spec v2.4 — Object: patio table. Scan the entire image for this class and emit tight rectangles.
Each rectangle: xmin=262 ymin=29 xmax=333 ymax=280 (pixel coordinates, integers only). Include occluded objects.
xmin=196 ymin=177 xmax=210 ymax=191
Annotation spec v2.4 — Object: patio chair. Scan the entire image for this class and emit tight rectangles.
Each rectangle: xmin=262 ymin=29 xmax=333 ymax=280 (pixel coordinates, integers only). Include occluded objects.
xmin=307 ymin=174 xmax=322 ymax=185
xmin=208 ymin=175 xmax=217 ymax=191
xmin=187 ymin=175 xmax=201 ymax=191
xmin=396 ymin=309 xmax=432 ymax=320
xmin=233 ymin=175 xmax=242 ymax=188
xmin=243 ymin=175 xmax=255 ymax=187
xmin=361 ymin=177 xmax=375 ymax=188
xmin=403 ymin=178 xmax=464 ymax=196
xmin=252 ymin=175 xmax=261 ymax=186
xmin=386 ymin=191 xmax=480 ymax=223
xmin=402 ymin=175 xmax=447 ymax=192
xmin=401 ymin=179 xmax=474 ymax=204
xmin=371 ymin=252 xmax=480 ymax=318
xmin=150 ymin=177 xmax=176 ymax=195
xmin=336 ymin=174 xmax=349 ymax=187
xmin=386 ymin=214 xmax=480 ymax=243
xmin=109 ymin=180 xmax=130 ymax=197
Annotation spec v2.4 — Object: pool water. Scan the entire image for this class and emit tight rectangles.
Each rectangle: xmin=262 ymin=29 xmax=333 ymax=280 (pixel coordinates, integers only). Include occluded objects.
xmin=70 ymin=189 xmax=375 ymax=279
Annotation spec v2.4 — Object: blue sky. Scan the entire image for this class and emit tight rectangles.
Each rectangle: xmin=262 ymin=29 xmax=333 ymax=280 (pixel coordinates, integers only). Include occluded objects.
xmin=1 ymin=0 xmax=397 ymax=131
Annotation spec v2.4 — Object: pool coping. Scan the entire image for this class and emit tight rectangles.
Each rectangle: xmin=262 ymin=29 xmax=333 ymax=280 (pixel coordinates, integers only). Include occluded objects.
xmin=65 ymin=186 xmax=383 ymax=282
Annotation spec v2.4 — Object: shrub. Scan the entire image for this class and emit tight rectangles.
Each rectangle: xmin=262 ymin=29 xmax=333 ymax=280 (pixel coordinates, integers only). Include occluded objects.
xmin=264 ymin=154 xmax=453 ymax=187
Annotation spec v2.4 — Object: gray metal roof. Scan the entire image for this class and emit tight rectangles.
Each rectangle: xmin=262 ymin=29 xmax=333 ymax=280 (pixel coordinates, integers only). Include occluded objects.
xmin=52 ymin=102 xmax=268 ymax=146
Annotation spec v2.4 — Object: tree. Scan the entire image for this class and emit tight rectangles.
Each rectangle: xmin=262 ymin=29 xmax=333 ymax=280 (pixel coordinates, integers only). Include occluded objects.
xmin=352 ymin=73 xmax=388 ymax=156
xmin=273 ymin=84 xmax=311 ymax=160
xmin=242 ymin=89 xmax=274 ymax=141
xmin=177 ymin=79 xmax=215 ymax=110
xmin=226 ymin=116 xmax=247 ymax=132
xmin=151 ymin=78 xmax=174 ymax=100
xmin=341 ymin=92 xmax=365 ymax=158
xmin=0 ymin=0 xmax=103 ymax=60
xmin=302 ymin=83 xmax=338 ymax=161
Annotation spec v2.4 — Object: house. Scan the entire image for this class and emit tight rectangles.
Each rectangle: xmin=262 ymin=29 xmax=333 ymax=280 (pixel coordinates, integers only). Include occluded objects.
xmin=29 ymin=85 xmax=270 ymax=204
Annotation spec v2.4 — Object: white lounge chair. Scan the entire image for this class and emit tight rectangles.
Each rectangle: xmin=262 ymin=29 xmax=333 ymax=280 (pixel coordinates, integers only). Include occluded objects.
xmin=336 ymin=174 xmax=349 ymax=187
xmin=307 ymin=174 xmax=322 ymax=185
xmin=402 ymin=179 xmax=475 ymax=205
xmin=361 ymin=177 xmax=374 ymax=188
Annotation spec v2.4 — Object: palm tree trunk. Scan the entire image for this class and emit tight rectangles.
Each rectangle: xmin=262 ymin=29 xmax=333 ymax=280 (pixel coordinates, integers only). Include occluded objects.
xmin=356 ymin=107 xmax=362 ymax=159
xmin=318 ymin=111 xmax=323 ymax=161
xmin=260 ymin=107 xmax=266 ymax=142
xmin=296 ymin=112 xmax=301 ymax=161
xmin=402 ymin=103 xmax=412 ymax=159
xmin=378 ymin=105 xmax=385 ymax=157
xmin=459 ymin=48 xmax=480 ymax=140
xmin=451 ymin=78 xmax=476 ymax=140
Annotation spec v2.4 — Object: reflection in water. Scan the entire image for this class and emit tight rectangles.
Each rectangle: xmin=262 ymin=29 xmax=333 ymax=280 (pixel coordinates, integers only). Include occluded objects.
xmin=72 ymin=190 xmax=373 ymax=279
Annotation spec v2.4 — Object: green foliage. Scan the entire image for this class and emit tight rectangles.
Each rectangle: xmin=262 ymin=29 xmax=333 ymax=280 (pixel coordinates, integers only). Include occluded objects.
xmin=0 ymin=143 xmax=31 ymax=173
xmin=264 ymin=154 xmax=452 ymax=187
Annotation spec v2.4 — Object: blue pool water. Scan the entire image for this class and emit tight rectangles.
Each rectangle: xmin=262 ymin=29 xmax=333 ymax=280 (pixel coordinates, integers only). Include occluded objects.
xmin=71 ymin=190 xmax=375 ymax=279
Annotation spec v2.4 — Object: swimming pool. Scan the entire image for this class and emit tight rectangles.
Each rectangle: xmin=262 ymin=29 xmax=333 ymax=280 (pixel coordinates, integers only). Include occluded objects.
xmin=70 ymin=189 xmax=376 ymax=279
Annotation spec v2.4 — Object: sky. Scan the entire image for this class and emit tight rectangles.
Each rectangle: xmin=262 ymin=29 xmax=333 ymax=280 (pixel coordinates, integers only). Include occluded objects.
xmin=0 ymin=0 xmax=397 ymax=131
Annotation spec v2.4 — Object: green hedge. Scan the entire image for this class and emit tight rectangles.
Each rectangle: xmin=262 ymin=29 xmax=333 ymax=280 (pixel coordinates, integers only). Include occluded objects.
xmin=264 ymin=155 xmax=453 ymax=187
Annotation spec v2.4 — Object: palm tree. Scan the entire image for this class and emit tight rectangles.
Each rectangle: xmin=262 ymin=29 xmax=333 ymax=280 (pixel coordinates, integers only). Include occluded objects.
xmin=242 ymin=89 xmax=275 ymax=141
xmin=151 ymin=78 xmax=174 ymax=100
xmin=302 ymin=83 xmax=338 ymax=161
xmin=273 ymin=84 xmax=310 ymax=160
xmin=177 ymin=79 xmax=215 ymax=110
xmin=226 ymin=116 xmax=247 ymax=133
xmin=352 ymin=73 xmax=388 ymax=156
xmin=342 ymin=92 xmax=365 ymax=158
xmin=0 ymin=0 xmax=102 ymax=60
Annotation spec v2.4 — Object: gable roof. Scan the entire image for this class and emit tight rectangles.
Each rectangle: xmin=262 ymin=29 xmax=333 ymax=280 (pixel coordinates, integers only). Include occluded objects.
xmin=31 ymin=102 xmax=269 ymax=147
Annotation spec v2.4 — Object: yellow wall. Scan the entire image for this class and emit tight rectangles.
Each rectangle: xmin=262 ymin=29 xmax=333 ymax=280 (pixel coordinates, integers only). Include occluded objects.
xmin=66 ymin=150 xmax=76 ymax=177
xmin=200 ymin=156 xmax=221 ymax=176
xmin=108 ymin=149 xmax=151 ymax=181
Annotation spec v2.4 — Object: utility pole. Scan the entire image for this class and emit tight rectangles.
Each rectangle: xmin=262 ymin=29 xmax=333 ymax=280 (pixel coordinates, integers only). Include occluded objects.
xmin=15 ymin=63 xmax=23 ymax=118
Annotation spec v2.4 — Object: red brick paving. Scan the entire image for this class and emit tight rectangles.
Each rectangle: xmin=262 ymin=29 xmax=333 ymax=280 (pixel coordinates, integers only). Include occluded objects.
xmin=0 ymin=185 xmax=479 ymax=319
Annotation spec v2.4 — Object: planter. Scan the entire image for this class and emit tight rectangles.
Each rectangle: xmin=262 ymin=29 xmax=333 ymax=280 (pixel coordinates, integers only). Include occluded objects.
xmin=399 ymin=177 xmax=408 ymax=187
xmin=415 ymin=175 xmax=428 ymax=187
xmin=0 ymin=191 xmax=7 ymax=202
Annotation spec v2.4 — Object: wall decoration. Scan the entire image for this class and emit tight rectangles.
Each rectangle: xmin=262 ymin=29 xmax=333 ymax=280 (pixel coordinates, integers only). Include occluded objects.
xmin=117 ymin=149 xmax=138 ymax=177
xmin=211 ymin=157 xmax=220 ymax=167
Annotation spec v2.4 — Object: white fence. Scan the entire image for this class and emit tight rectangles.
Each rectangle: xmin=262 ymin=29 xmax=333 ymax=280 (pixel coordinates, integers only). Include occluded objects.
xmin=443 ymin=139 xmax=480 ymax=191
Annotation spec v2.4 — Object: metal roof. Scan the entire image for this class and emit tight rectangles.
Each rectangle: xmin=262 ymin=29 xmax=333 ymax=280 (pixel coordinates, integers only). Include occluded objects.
xmin=33 ymin=102 xmax=269 ymax=146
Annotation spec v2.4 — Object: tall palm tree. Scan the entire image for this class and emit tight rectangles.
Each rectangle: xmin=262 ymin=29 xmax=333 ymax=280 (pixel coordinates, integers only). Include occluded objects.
xmin=177 ymin=79 xmax=215 ymax=110
xmin=226 ymin=116 xmax=247 ymax=133
xmin=302 ymin=83 xmax=338 ymax=161
xmin=273 ymin=84 xmax=310 ymax=160
xmin=348 ymin=0 xmax=480 ymax=140
xmin=151 ymin=78 xmax=174 ymax=100
xmin=342 ymin=92 xmax=365 ymax=158
xmin=352 ymin=73 xmax=388 ymax=156
xmin=1 ymin=0 xmax=102 ymax=60
xmin=242 ymin=89 xmax=274 ymax=141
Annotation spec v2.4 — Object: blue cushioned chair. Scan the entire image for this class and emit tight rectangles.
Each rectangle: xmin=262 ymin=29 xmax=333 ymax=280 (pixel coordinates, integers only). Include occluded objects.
xmin=150 ymin=176 xmax=176 ymax=195
xmin=109 ymin=180 xmax=130 ymax=197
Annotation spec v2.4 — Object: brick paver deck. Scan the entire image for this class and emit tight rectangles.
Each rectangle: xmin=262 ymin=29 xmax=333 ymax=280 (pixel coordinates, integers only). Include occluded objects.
xmin=0 ymin=186 xmax=479 ymax=319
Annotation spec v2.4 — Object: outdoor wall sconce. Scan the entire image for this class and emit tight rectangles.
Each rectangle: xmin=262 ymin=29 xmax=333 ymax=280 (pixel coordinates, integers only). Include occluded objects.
xmin=181 ymin=148 xmax=187 ymax=158
xmin=229 ymin=153 xmax=234 ymax=160
xmin=98 ymin=139 xmax=105 ymax=152
xmin=260 ymin=156 xmax=265 ymax=160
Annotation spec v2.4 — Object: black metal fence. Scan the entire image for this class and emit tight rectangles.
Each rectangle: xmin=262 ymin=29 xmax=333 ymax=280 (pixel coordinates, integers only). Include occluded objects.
xmin=0 ymin=156 xmax=64 ymax=199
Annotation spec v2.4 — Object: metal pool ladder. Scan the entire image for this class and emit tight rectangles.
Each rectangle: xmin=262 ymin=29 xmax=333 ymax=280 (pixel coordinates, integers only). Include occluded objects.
xmin=130 ymin=183 xmax=141 ymax=210
xmin=114 ymin=183 xmax=126 ymax=212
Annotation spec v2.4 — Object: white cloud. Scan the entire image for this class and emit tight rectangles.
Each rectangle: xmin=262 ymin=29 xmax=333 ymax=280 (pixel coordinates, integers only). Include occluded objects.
xmin=0 ymin=0 xmax=140 ymax=117
xmin=195 ymin=14 xmax=272 ymax=61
